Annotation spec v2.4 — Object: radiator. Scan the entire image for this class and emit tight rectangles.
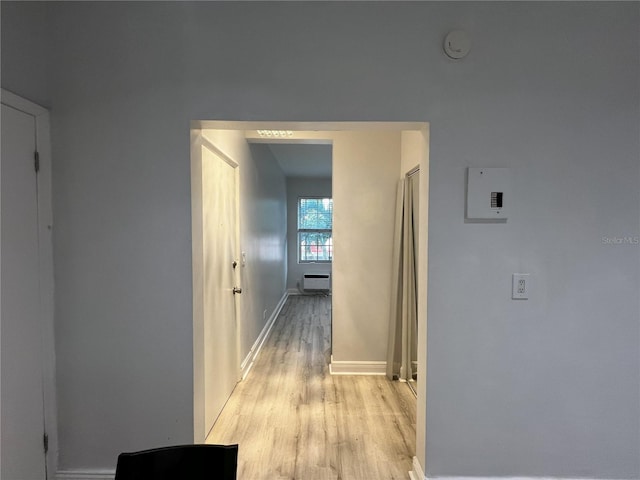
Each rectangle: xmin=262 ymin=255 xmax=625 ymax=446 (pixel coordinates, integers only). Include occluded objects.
xmin=302 ymin=273 xmax=331 ymax=291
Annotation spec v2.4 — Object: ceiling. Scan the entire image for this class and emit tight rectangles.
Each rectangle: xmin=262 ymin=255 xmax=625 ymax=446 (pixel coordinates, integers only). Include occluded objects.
xmin=266 ymin=144 xmax=332 ymax=178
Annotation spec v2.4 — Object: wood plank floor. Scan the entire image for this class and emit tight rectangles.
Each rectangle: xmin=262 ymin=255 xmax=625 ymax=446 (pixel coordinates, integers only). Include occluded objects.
xmin=206 ymin=295 xmax=416 ymax=480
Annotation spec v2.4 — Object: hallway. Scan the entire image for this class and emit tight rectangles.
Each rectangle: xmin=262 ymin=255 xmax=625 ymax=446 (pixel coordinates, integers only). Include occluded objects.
xmin=206 ymin=295 xmax=416 ymax=479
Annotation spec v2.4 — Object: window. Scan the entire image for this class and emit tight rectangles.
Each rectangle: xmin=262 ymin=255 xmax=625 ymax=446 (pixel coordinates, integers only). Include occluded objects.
xmin=298 ymin=197 xmax=333 ymax=263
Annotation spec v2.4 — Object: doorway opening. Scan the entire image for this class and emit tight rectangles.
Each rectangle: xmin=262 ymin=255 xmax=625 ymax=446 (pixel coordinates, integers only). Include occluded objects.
xmin=190 ymin=121 xmax=429 ymax=472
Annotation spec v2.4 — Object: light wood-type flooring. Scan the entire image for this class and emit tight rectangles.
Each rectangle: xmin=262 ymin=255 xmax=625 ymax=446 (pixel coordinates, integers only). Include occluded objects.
xmin=206 ymin=295 xmax=416 ymax=480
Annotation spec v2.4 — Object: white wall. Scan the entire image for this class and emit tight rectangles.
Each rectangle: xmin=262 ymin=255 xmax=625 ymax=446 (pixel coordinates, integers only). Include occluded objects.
xmin=265 ymin=129 xmax=403 ymax=364
xmin=285 ymin=177 xmax=332 ymax=291
xmin=332 ymin=130 xmax=402 ymax=362
xmin=401 ymin=131 xmax=422 ymax=176
xmin=2 ymin=2 xmax=638 ymax=477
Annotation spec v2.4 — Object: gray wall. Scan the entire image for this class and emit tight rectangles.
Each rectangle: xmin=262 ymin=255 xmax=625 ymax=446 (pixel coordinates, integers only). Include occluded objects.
xmin=240 ymin=143 xmax=287 ymax=357
xmin=0 ymin=2 xmax=50 ymax=108
xmin=2 ymin=2 xmax=638 ymax=477
xmin=285 ymin=177 xmax=332 ymax=291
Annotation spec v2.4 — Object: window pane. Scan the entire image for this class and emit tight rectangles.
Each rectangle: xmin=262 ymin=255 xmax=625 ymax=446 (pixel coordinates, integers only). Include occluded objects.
xmin=298 ymin=198 xmax=333 ymax=230
xmin=299 ymin=232 xmax=333 ymax=262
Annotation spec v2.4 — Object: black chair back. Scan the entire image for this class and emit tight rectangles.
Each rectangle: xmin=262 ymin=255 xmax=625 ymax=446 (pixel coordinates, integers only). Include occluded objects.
xmin=114 ymin=444 xmax=238 ymax=480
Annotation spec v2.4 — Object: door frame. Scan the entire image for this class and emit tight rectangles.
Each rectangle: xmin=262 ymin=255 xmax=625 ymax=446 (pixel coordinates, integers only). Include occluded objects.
xmin=1 ymin=89 xmax=57 ymax=478
xmin=190 ymin=121 xmax=429 ymax=474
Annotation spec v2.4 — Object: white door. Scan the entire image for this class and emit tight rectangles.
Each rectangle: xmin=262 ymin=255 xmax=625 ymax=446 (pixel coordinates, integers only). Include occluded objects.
xmin=201 ymin=144 xmax=239 ymax=436
xmin=1 ymin=104 xmax=47 ymax=479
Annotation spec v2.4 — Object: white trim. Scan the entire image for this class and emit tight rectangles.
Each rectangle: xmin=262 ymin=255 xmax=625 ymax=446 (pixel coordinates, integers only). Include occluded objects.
xmin=286 ymin=288 xmax=332 ymax=296
xmin=409 ymin=456 xmax=426 ymax=480
xmin=1 ymin=89 xmax=58 ymax=479
xmin=409 ymin=456 xmax=621 ymax=480
xmin=191 ymin=131 xmax=206 ymax=442
xmin=1 ymin=89 xmax=48 ymax=116
xmin=199 ymin=134 xmax=239 ymax=169
xmin=195 ymin=120 xmax=430 ymax=132
xmin=428 ymin=477 xmax=619 ymax=480
xmin=240 ymin=292 xmax=289 ymax=379
xmin=56 ymin=470 xmax=115 ymax=480
xmin=329 ymin=355 xmax=386 ymax=375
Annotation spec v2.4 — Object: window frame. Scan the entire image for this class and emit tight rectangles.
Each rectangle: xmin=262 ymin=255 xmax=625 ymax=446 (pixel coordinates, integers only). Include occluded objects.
xmin=297 ymin=196 xmax=333 ymax=264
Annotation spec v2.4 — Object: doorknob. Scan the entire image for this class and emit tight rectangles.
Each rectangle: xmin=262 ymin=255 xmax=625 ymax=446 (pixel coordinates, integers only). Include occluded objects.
xmin=233 ymin=287 xmax=242 ymax=294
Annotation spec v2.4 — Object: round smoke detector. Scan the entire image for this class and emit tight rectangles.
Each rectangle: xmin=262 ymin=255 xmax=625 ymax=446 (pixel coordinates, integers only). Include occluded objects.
xmin=444 ymin=30 xmax=471 ymax=59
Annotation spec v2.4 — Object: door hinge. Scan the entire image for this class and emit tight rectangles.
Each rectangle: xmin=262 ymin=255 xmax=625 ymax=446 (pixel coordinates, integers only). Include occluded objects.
xmin=43 ymin=432 xmax=49 ymax=454
xmin=34 ymin=151 xmax=40 ymax=173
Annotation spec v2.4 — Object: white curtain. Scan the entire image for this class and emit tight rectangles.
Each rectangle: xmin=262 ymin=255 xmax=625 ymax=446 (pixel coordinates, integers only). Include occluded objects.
xmin=386 ymin=172 xmax=419 ymax=381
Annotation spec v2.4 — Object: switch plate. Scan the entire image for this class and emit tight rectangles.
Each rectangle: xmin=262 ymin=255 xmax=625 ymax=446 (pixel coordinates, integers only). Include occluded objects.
xmin=512 ymin=274 xmax=529 ymax=299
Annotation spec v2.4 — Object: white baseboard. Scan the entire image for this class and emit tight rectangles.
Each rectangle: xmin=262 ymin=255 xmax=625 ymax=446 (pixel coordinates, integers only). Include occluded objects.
xmin=412 ymin=457 xmax=619 ymax=480
xmin=287 ymin=288 xmax=332 ymax=296
xmin=329 ymin=355 xmax=386 ymax=375
xmin=409 ymin=456 xmax=425 ymax=480
xmin=411 ymin=456 xmax=624 ymax=480
xmin=428 ymin=477 xmax=616 ymax=480
xmin=240 ymin=291 xmax=289 ymax=379
xmin=56 ymin=470 xmax=115 ymax=480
